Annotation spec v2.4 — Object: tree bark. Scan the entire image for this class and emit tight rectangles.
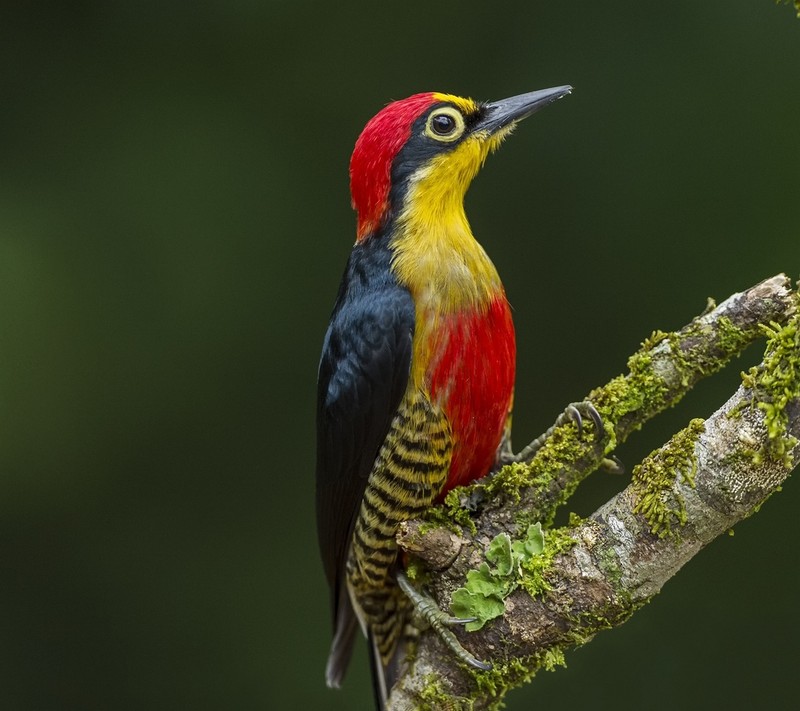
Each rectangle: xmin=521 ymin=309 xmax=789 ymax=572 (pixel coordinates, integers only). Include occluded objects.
xmin=388 ymin=274 xmax=799 ymax=710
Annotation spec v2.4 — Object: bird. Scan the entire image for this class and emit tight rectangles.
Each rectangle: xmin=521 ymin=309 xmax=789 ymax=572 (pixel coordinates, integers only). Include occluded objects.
xmin=316 ymin=85 xmax=572 ymax=708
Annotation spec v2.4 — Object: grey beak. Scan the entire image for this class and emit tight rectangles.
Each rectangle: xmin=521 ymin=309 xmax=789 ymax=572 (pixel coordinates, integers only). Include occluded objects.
xmin=474 ymin=85 xmax=573 ymax=134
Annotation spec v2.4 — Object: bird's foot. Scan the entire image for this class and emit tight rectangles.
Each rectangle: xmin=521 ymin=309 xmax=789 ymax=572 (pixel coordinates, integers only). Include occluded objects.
xmin=502 ymin=400 xmax=605 ymax=465
xmin=396 ymin=570 xmax=491 ymax=671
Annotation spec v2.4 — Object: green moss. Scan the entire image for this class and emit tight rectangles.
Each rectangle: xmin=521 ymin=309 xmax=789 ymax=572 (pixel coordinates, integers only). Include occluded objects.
xmin=425 ymin=447 xmax=589 ymax=533
xmin=424 ymin=487 xmax=477 ymax=534
xmin=441 ymin=519 xmax=640 ymax=705
xmin=612 ymin=340 xmax=667 ymax=416
xmin=631 ymin=418 xmax=705 ymax=538
xmin=567 ymin=511 xmax=584 ymax=527
xmin=519 ymin=525 xmax=577 ymax=597
xmin=417 ymin=637 xmax=567 ymax=709
xmin=740 ymin=318 xmax=800 ymax=467
xmin=716 ymin=315 xmax=751 ymax=356
xmin=482 ymin=461 xmax=544 ymax=502
xmin=472 ymin=649 xmax=567 ymax=708
xmin=404 ymin=557 xmax=427 ymax=584
xmin=677 ymin=315 xmax=750 ymax=378
xmin=593 ymin=316 xmax=751 ymax=436
xmin=484 ymin=429 xmax=589 ymax=503
xmin=417 ymin=674 xmax=471 ymax=711
xmin=591 ymin=331 xmax=672 ymax=435
xmin=483 ymin=436 xmax=591 ymax=529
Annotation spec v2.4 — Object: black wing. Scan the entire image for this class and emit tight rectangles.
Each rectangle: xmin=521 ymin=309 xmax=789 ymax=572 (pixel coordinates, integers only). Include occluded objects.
xmin=315 ymin=240 xmax=414 ymax=683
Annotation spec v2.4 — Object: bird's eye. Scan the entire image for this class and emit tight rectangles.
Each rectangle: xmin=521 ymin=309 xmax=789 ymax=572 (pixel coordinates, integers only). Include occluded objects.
xmin=432 ymin=114 xmax=456 ymax=135
xmin=424 ymin=107 xmax=465 ymax=143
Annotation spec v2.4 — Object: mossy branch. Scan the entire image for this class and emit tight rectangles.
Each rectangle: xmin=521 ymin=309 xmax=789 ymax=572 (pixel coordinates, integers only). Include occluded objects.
xmin=388 ymin=274 xmax=799 ymax=710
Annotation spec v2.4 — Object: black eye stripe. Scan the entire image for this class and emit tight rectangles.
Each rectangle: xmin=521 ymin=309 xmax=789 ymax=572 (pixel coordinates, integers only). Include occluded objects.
xmin=465 ymin=106 xmax=486 ymax=129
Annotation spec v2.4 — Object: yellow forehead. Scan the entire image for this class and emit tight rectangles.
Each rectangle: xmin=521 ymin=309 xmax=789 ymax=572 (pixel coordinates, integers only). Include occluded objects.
xmin=431 ymin=93 xmax=479 ymax=115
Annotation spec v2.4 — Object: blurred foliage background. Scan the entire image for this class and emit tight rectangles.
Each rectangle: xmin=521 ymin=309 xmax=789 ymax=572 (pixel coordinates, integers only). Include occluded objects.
xmin=0 ymin=1 xmax=798 ymax=709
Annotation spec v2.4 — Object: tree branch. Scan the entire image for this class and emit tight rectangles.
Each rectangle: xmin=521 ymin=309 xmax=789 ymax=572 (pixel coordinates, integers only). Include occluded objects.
xmin=388 ymin=274 xmax=799 ymax=710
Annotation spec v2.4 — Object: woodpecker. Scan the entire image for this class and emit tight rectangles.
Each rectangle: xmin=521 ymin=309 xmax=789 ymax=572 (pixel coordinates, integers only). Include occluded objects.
xmin=316 ymin=86 xmax=572 ymax=707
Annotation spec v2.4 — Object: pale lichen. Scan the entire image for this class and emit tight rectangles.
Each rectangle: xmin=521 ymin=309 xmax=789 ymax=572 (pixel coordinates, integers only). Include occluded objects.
xmin=450 ymin=524 xmax=549 ymax=630
xmin=518 ymin=525 xmax=577 ymax=598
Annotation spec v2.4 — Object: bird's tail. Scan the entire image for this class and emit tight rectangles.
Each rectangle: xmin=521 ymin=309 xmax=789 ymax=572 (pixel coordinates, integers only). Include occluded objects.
xmin=369 ymin=629 xmax=407 ymax=711
xmin=328 ymin=581 xmax=409 ymax=708
xmin=325 ymin=586 xmax=358 ymax=689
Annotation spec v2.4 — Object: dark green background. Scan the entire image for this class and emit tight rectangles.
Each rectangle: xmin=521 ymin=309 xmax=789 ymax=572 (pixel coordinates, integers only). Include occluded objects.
xmin=1 ymin=2 xmax=798 ymax=709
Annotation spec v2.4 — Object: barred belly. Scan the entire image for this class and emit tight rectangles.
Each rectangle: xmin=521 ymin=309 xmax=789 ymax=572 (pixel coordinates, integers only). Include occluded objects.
xmin=346 ymin=390 xmax=452 ymax=663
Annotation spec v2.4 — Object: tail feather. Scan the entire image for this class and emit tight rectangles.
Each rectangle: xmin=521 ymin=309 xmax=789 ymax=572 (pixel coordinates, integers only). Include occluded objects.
xmin=327 ymin=579 xmax=409 ymax=707
xmin=368 ymin=629 xmax=408 ymax=710
xmin=325 ymin=586 xmax=359 ymax=689
xmin=368 ymin=632 xmax=388 ymax=711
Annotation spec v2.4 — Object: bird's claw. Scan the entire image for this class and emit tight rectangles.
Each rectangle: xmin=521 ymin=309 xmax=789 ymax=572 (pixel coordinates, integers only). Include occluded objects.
xmin=443 ymin=615 xmax=478 ymax=625
xmin=602 ymin=454 xmax=625 ymax=475
xmin=564 ymin=401 xmax=604 ymax=441
xmin=396 ymin=571 xmax=492 ymax=672
xmin=511 ymin=400 xmax=607 ymax=464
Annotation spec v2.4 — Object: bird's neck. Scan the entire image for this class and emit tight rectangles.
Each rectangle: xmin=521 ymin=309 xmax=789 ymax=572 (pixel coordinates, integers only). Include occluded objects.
xmin=388 ymin=189 xmax=502 ymax=314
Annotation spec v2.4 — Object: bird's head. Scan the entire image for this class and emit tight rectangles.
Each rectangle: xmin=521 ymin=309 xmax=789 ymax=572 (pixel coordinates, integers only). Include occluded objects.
xmin=349 ymin=86 xmax=572 ymax=241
